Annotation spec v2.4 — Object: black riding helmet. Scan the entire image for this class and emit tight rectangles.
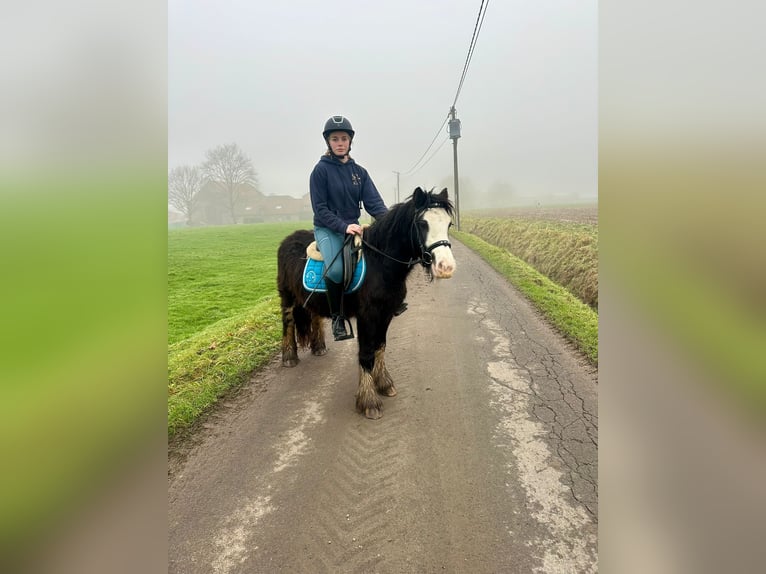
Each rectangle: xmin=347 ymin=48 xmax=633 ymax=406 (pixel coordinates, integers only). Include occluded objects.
xmin=323 ymin=115 xmax=355 ymax=141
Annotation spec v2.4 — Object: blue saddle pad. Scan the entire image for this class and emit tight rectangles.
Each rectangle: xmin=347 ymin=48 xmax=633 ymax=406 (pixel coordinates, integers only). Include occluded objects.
xmin=302 ymin=254 xmax=366 ymax=294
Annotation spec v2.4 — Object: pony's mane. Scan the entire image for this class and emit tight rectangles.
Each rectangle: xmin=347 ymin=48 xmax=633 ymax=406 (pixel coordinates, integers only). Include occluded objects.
xmin=366 ymin=188 xmax=454 ymax=247
xmin=365 ymin=201 xmax=412 ymax=248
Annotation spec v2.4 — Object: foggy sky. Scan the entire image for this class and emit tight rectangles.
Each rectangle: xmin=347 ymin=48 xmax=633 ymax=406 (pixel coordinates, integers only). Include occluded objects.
xmin=169 ymin=0 xmax=597 ymax=208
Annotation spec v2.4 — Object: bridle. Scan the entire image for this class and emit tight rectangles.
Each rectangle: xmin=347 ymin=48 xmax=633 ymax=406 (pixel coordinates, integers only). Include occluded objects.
xmin=361 ymin=203 xmax=452 ymax=269
xmin=412 ymin=206 xmax=452 ymax=267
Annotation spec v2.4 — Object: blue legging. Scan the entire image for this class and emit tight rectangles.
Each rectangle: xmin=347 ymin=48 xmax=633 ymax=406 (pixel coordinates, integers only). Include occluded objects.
xmin=314 ymin=226 xmax=347 ymax=284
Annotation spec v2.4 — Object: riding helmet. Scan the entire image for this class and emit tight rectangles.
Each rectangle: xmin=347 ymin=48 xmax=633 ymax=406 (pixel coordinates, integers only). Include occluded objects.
xmin=323 ymin=116 xmax=354 ymax=141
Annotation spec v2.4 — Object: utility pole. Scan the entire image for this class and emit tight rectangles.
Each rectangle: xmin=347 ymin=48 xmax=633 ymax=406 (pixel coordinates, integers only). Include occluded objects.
xmin=448 ymin=106 xmax=462 ymax=230
xmin=392 ymin=170 xmax=400 ymax=204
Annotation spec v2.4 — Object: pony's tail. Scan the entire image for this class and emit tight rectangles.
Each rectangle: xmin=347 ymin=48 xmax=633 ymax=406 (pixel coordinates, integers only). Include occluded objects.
xmin=293 ymin=304 xmax=313 ymax=349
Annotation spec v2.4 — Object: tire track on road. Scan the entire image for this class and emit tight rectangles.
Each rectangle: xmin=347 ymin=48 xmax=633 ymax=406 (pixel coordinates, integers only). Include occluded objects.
xmin=295 ymin=399 xmax=416 ymax=573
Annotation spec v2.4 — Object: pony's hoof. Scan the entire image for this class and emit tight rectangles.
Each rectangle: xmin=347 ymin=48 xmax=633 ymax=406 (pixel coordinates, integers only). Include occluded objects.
xmin=282 ymin=358 xmax=299 ymax=368
xmin=364 ymin=408 xmax=382 ymax=420
xmin=311 ymin=348 xmax=327 ymax=356
xmin=381 ymin=385 xmax=397 ymax=397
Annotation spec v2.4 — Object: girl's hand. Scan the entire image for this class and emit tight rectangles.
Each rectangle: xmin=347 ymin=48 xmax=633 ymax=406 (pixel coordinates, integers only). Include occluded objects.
xmin=345 ymin=223 xmax=362 ymax=236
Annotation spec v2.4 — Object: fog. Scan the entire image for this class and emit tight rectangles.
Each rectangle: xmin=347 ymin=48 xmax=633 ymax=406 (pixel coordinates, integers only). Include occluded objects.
xmin=169 ymin=0 xmax=597 ymax=209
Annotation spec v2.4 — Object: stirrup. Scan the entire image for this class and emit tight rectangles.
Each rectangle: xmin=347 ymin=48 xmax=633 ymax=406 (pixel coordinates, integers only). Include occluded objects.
xmin=332 ymin=315 xmax=354 ymax=341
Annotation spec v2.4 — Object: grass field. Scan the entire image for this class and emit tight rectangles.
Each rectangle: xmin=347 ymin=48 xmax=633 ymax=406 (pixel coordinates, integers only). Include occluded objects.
xmin=168 ymin=222 xmax=310 ymax=344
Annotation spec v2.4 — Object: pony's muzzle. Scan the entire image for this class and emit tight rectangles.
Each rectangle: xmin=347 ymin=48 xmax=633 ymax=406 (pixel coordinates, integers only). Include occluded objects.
xmin=432 ymin=250 xmax=456 ymax=279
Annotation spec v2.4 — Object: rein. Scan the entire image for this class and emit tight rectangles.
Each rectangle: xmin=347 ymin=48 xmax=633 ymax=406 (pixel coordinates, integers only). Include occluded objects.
xmin=359 ymin=238 xmax=421 ymax=267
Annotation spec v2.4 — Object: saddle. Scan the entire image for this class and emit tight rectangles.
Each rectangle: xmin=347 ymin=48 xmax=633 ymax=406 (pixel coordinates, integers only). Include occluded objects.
xmin=303 ymin=234 xmax=366 ymax=294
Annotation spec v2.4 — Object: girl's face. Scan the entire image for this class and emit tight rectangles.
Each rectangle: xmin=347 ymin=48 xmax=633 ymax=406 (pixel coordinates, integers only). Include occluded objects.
xmin=327 ymin=131 xmax=351 ymax=156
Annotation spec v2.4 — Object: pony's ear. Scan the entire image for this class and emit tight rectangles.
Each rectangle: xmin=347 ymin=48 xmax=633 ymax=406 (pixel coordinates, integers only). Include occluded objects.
xmin=437 ymin=187 xmax=449 ymax=200
xmin=413 ymin=187 xmax=427 ymax=208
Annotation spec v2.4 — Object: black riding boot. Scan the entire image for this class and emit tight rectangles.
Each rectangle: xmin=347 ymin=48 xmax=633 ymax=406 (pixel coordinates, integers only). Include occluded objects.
xmin=325 ymin=279 xmax=353 ymax=341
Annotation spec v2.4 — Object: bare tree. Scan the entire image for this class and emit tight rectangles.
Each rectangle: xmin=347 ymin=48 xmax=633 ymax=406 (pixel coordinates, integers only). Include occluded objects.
xmin=168 ymin=165 xmax=204 ymax=226
xmin=202 ymin=143 xmax=257 ymax=224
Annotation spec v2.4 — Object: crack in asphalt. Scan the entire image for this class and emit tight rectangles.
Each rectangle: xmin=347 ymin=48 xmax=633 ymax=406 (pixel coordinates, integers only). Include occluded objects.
xmin=467 ymin=296 xmax=598 ymax=573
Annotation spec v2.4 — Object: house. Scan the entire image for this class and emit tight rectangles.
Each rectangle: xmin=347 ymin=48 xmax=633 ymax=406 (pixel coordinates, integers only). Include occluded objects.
xmin=243 ymin=193 xmax=312 ymax=223
xmin=192 ymin=181 xmax=312 ymax=225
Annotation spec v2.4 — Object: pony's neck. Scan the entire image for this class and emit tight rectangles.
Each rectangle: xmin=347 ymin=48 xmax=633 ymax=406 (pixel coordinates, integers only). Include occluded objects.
xmin=365 ymin=204 xmax=419 ymax=277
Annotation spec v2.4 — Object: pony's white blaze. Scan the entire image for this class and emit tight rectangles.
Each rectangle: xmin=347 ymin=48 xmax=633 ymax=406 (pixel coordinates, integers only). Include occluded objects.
xmin=423 ymin=208 xmax=456 ymax=278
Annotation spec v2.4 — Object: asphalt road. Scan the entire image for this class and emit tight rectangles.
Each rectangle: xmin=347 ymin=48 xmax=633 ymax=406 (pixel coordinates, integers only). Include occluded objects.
xmin=168 ymin=240 xmax=598 ymax=573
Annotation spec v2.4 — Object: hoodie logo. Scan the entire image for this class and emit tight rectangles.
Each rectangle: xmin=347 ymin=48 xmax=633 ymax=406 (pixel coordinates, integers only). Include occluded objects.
xmin=351 ymin=172 xmax=361 ymax=186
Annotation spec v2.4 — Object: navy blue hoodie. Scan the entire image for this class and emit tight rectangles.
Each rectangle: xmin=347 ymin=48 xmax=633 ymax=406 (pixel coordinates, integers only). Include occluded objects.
xmin=309 ymin=154 xmax=387 ymax=234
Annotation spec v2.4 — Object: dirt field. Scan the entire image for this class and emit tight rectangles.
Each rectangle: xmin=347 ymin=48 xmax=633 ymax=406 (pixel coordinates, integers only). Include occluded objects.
xmin=465 ymin=204 xmax=598 ymax=225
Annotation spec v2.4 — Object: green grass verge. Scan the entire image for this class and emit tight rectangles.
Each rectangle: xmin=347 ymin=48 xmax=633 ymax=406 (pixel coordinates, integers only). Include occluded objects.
xmin=168 ymin=296 xmax=282 ymax=438
xmin=461 ymin=216 xmax=598 ymax=308
xmin=453 ymin=230 xmax=598 ymax=365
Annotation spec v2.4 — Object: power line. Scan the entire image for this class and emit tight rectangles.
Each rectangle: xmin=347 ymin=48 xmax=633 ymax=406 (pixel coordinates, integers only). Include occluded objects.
xmin=398 ymin=0 xmax=490 ymax=178
xmin=452 ymin=0 xmax=490 ymax=108
xmin=401 ymin=112 xmax=450 ymax=176
xmin=404 ymin=136 xmax=450 ymax=178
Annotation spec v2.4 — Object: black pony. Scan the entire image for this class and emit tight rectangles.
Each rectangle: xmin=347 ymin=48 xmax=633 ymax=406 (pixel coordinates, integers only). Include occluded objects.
xmin=277 ymin=187 xmax=456 ymax=419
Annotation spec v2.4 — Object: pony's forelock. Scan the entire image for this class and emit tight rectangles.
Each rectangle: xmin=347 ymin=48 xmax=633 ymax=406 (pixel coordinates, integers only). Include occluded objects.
xmin=422 ymin=188 xmax=454 ymax=217
xmin=367 ymin=188 xmax=454 ymax=242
